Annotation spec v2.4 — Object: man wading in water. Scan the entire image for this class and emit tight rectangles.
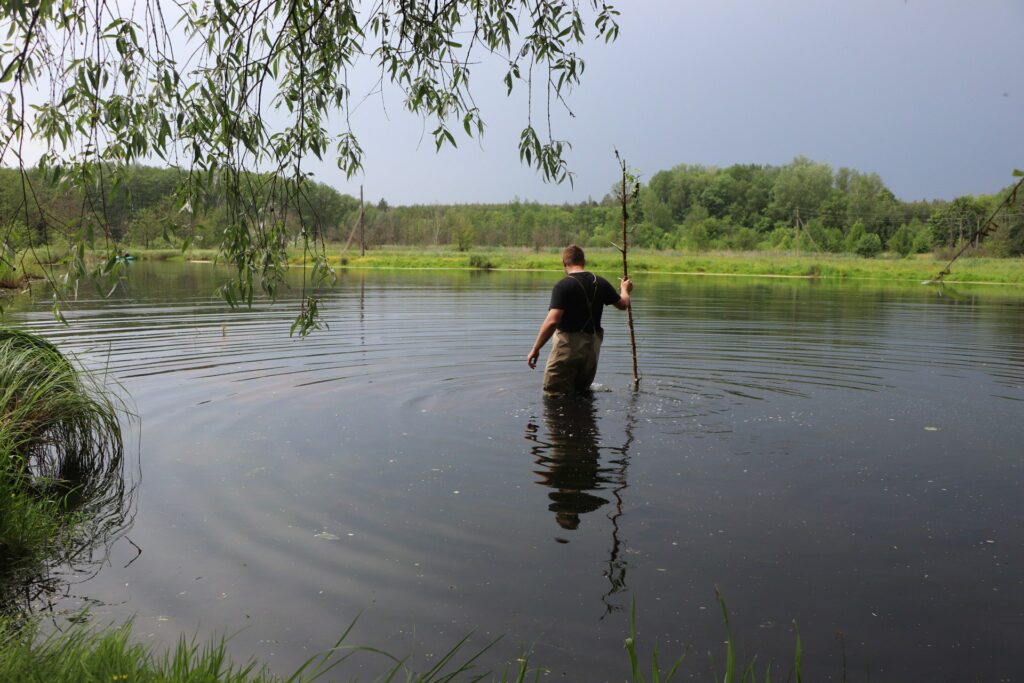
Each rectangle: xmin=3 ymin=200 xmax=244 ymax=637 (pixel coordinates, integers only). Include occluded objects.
xmin=527 ymin=245 xmax=633 ymax=393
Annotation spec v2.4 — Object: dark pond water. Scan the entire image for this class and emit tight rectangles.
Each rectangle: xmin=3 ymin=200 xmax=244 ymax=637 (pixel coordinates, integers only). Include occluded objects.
xmin=6 ymin=262 xmax=1024 ymax=681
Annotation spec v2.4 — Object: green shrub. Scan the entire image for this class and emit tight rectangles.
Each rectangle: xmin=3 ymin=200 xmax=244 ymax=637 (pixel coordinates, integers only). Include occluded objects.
xmin=727 ymin=227 xmax=760 ymax=252
xmin=822 ymin=227 xmax=845 ymax=253
xmin=989 ymin=219 xmax=1024 ymax=257
xmin=854 ymin=233 xmax=883 ymax=258
xmin=887 ymin=225 xmax=915 ymax=257
xmin=684 ymin=223 xmax=711 ymax=251
xmin=468 ymin=254 xmax=495 ymax=269
xmin=454 ymin=222 xmax=476 ymax=252
xmin=766 ymin=226 xmax=795 ymax=250
xmin=912 ymin=224 xmax=934 ymax=254
xmin=843 ymin=221 xmax=866 ymax=253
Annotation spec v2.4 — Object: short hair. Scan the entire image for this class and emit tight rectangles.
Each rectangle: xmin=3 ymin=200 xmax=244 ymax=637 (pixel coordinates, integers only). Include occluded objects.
xmin=561 ymin=244 xmax=585 ymax=267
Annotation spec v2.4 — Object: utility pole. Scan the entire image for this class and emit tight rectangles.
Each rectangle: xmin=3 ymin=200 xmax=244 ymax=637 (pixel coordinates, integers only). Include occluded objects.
xmin=795 ymin=208 xmax=820 ymax=251
xmin=359 ymin=185 xmax=365 ymax=256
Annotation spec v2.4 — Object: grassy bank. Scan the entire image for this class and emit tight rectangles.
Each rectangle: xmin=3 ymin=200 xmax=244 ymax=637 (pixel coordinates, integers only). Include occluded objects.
xmin=11 ymin=244 xmax=1023 ymax=287
xmin=108 ymin=245 xmax=1024 ymax=285
xmin=310 ymin=246 xmax=1024 ymax=284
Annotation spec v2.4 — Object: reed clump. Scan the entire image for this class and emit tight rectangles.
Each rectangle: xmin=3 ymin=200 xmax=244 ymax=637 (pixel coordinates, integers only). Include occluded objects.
xmin=0 ymin=328 xmax=129 ymax=612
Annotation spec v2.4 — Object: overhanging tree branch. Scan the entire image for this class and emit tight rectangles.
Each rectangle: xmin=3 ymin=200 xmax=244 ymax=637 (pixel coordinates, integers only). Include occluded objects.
xmin=0 ymin=0 xmax=620 ymax=332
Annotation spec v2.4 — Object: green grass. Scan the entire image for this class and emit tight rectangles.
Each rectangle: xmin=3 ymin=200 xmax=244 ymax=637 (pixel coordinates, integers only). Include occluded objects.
xmin=261 ymin=245 xmax=1021 ymax=285
xmin=122 ymin=247 xmax=220 ymax=262
xmin=0 ymin=618 xmax=291 ymax=683
xmin=0 ymin=591 xmax=820 ymax=683
xmin=0 ymin=261 xmax=20 ymax=289
xmin=52 ymin=243 xmax=1024 ymax=286
xmin=0 ymin=616 xmax=537 ymax=683
xmin=2 ymin=246 xmax=67 ymax=292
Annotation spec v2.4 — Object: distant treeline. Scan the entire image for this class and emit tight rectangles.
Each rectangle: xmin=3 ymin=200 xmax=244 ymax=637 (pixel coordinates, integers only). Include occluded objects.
xmin=2 ymin=157 xmax=1022 ymax=257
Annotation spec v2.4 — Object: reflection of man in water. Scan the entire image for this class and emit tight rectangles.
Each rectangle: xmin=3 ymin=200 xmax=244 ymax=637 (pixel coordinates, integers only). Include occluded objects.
xmin=527 ymin=245 xmax=632 ymax=393
xmin=526 ymin=394 xmax=614 ymax=531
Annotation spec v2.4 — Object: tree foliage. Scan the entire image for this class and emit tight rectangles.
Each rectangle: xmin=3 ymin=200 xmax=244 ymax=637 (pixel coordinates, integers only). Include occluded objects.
xmin=636 ymin=159 xmax=1022 ymax=256
xmin=0 ymin=0 xmax=620 ymax=331
xmin=5 ymin=161 xmax=1022 ymax=262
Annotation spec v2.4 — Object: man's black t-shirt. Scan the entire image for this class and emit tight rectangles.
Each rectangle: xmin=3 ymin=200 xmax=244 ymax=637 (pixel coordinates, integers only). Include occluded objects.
xmin=549 ymin=272 xmax=620 ymax=334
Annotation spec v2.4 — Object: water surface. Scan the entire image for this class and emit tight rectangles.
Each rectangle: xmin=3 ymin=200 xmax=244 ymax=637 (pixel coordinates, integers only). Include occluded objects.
xmin=8 ymin=263 xmax=1024 ymax=681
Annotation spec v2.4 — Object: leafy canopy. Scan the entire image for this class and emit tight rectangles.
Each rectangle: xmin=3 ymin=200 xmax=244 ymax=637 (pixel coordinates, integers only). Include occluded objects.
xmin=1 ymin=0 xmax=620 ymax=332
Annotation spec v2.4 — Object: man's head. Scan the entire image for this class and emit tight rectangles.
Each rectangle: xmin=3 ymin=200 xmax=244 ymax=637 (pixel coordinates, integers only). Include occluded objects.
xmin=561 ymin=244 xmax=585 ymax=268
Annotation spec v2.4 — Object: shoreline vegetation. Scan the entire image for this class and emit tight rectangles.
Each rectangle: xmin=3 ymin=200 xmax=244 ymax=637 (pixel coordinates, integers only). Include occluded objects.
xmin=3 ymin=159 xmax=1023 ymax=304
xmin=307 ymin=246 xmax=1024 ymax=285
xmin=4 ymin=245 xmax=1023 ymax=292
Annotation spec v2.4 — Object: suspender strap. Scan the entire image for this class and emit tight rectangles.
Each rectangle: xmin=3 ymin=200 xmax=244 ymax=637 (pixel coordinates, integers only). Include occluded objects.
xmin=569 ymin=272 xmax=598 ymax=333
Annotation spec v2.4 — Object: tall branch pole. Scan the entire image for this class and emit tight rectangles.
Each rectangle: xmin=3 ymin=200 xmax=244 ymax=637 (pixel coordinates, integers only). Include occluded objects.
xmin=617 ymin=152 xmax=640 ymax=389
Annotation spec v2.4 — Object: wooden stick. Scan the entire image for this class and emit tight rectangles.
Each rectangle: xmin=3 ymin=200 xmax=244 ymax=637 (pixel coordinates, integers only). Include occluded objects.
xmin=616 ymin=151 xmax=640 ymax=389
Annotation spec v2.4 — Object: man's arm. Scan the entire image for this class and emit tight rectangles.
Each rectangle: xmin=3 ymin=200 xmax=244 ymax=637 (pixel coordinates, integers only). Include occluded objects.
xmin=527 ymin=308 xmax=563 ymax=368
xmin=612 ymin=277 xmax=633 ymax=310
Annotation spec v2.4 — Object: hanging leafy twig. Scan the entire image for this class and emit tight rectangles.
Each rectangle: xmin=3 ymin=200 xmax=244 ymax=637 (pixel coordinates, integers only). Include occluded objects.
xmin=0 ymin=0 xmax=622 ymax=331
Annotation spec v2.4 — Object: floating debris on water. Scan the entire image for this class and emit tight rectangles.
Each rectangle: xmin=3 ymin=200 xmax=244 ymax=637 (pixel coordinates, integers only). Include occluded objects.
xmin=314 ymin=530 xmax=340 ymax=541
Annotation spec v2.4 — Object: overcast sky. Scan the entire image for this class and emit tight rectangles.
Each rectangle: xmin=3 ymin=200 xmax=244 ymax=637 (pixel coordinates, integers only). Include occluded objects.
xmin=11 ymin=1 xmax=1021 ymax=205
xmin=314 ymin=0 xmax=1023 ymax=205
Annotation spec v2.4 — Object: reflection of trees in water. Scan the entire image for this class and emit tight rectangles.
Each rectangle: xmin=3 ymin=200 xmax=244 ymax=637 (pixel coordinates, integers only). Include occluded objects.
xmin=525 ymin=392 xmax=637 ymax=617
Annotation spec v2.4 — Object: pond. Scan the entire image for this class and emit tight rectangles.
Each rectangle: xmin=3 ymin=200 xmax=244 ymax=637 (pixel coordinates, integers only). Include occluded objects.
xmin=7 ymin=262 xmax=1024 ymax=681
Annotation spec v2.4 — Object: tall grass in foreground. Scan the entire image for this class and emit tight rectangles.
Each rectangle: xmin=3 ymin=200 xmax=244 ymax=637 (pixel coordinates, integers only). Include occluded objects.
xmin=0 ymin=593 xmax=813 ymax=683
xmin=624 ymin=591 xmax=803 ymax=683
xmin=0 ymin=328 xmax=131 ymax=614
xmin=0 ymin=617 xmax=539 ymax=683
